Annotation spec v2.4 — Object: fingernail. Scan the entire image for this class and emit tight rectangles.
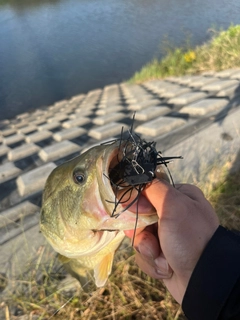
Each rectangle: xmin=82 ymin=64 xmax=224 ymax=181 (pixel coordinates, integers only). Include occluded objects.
xmin=154 ymin=256 xmax=170 ymax=273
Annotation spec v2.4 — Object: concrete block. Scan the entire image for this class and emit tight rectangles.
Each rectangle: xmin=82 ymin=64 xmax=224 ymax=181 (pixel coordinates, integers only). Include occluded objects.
xmin=1 ymin=128 xmax=17 ymax=137
xmin=157 ymin=83 xmax=181 ymax=94
xmin=134 ymin=94 xmax=157 ymax=102
xmin=84 ymin=90 xmax=102 ymax=105
xmin=215 ymin=69 xmax=240 ymax=78
xmin=17 ymin=124 xmax=38 ymax=134
xmin=202 ymin=79 xmax=239 ymax=91
xmin=47 ymin=113 xmax=69 ymax=123
xmin=12 ymin=121 xmax=28 ymax=129
xmin=230 ymin=71 xmax=240 ymax=80
xmin=87 ymin=88 xmax=102 ymax=97
xmin=121 ymin=90 xmax=133 ymax=99
xmin=148 ymin=82 xmax=181 ymax=94
xmin=3 ymin=133 xmax=25 ymax=145
xmin=103 ymin=84 xmax=119 ymax=91
xmin=142 ymin=80 xmax=159 ymax=90
xmin=134 ymin=106 xmax=171 ymax=121
xmin=68 ymin=113 xmax=78 ymax=119
xmin=16 ymin=112 xmax=29 ymax=120
xmin=31 ymin=119 xmax=46 ymax=126
xmin=0 ymin=202 xmax=40 ymax=244
xmin=98 ymin=100 xmax=122 ymax=108
xmin=62 ymin=117 xmax=90 ymax=129
xmin=38 ymin=121 xmax=61 ymax=131
xmin=135 ymin=117 xmax=186 ymax=137
xmin=124 ymin=98 xmax=137 ymax=105
xmin=0 ymin=162 xmax=22 ymax=183
xmin=160 ymin=87 xmax=191 ymax=99
xmin=38 ymin=140 xmax=81 ymax=162
xmin=93 ymin=113 xmax=126 ymax=125
xmin=164 ymin=77 xmax=182 ymax=83
xmin=128 ymin=99 xmax=161 ymax=111
xmin=96 ymin=105 xmax=125 ymax=115
xmin=31 ymin=109 xmax=46 ymax=117
xmin=88 ymin=122 xmax=125 ymax=140
xmin=0 ymin=119 xmax=10 ymax=128
xmin=189 ymin=76 xmax=218 ymax=88
xmin=201 ymin=71 xmax=216 ymax=77
xmin=168 ymin=92 xmax=208 ymax=105
xmin=0 ymin=145 xmax=10 ymax=157
xmin=25 ymin=130 xmax=53 ymax=143
xmin=77 ymin=103 xmax=96 ymax=110
xmin=70 ymin=94 xmax=86 ymax=104
xmin=53 ymin=127 xmax=87 ymax=141
xmin=174 ymin=76 xmax=194 ymax=85
xmin=179 ymin=98 xmax=229 ymax=116
xmin=53 ymin=99 xmax=69 ymax=108
xmin=101 ymin=88 xmax=120 ymax=96
xmin=60 ymin=105 xmax=75 ymax=114
xmin=16 ymin=162 xmax=56 ymax=196
xmin=216 ymin=84 xmax=240 ymax=98
xmin=74 ymin=108 xmax=94 ymax=116
xmin=8 ymin=143 xmax=40 ymax=161
xmin=0 ymin=201 xmax=39 ymax=228
xmin=126 ymin=86 xmax=149 ymax=98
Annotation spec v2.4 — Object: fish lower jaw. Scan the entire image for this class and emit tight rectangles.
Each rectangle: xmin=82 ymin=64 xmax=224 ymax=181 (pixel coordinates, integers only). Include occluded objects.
xmin=50 ymin=229 xmax=123 ymax=259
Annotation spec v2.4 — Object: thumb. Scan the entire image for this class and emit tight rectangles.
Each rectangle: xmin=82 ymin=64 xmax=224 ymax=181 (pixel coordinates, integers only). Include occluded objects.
xmin=143 ymin=179 xmax=177 ymax=218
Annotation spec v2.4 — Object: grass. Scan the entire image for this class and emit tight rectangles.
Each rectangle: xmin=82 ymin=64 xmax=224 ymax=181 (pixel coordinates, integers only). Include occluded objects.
xmin=203 ymin=162 xmax=240 ymax=230
xmin=0 ymin=243 xmax=183 ymax=320
xmin=1 ymin=162 xmax=240 ymax=320
xmin=129 ymin=25 xmax=240 ymax=83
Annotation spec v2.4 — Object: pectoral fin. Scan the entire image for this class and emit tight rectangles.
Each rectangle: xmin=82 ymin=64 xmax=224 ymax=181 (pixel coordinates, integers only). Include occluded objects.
xmin=94 ymin=252 xmax=114 ymax=287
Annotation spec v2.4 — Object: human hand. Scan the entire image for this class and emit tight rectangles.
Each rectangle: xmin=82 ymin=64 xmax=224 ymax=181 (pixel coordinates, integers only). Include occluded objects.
xmin=124 ymin=179 xmax=219 ymax=304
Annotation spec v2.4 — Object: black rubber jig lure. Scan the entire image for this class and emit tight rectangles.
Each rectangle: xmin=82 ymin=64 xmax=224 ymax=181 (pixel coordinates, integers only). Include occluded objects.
xmin=109 ymin=130 xmax=182 ymax=188
xmin=105 ymin=117 xmax=182 ymax=244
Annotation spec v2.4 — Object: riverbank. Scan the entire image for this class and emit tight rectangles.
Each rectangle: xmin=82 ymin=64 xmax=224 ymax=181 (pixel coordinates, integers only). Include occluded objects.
xmin=130 ymin=25 xmax=240 ymax=83
xmin=1 ymin=69 xmax=240 ymax=319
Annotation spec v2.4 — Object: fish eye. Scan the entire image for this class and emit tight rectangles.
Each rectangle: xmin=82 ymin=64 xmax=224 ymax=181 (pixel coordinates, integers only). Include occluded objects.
xmin=73 ymin=171 xmax=85 ymax=184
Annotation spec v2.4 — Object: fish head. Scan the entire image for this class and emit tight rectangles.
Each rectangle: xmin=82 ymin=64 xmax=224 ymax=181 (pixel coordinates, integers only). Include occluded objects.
xmin=40 ymin=140 xmax=166 ymax=260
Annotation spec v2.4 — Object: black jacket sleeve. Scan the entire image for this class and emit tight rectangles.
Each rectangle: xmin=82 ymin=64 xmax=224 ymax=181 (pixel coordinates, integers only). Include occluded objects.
xmin=182 ymin=226 xmax=240 ymax=320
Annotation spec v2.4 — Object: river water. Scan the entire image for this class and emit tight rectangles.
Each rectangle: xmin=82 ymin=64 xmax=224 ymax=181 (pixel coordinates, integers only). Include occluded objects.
xmin=1 ymin=0 xmax=240 ymax=120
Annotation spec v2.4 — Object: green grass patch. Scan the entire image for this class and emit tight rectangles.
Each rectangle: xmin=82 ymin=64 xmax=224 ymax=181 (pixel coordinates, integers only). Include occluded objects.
xmin=129 ymin=25 xmax=240 ymax=83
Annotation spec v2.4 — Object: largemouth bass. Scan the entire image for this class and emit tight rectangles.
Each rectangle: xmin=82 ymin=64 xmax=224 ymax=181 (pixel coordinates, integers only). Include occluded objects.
xmin=40 ymin=138 xmax=176 ymax=287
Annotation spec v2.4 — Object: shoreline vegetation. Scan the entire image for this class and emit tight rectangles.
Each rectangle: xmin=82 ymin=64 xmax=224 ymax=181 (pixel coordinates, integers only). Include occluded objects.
xmin=129 ymin=25 xmax=240 ymax=83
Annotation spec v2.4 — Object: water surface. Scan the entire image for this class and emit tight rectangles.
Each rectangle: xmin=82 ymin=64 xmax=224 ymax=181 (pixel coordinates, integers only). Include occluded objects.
xmin=0 ymin=0 xmax=240 ymax=119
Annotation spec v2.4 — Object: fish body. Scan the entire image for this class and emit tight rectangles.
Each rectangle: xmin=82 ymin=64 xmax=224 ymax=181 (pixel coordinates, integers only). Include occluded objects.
xmin=40 ymin=140 xmax=167 ymax=287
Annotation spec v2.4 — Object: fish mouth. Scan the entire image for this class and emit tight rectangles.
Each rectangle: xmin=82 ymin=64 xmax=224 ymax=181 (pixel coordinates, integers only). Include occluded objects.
xmin=98 ymin=141 xmax=158 ymax=231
